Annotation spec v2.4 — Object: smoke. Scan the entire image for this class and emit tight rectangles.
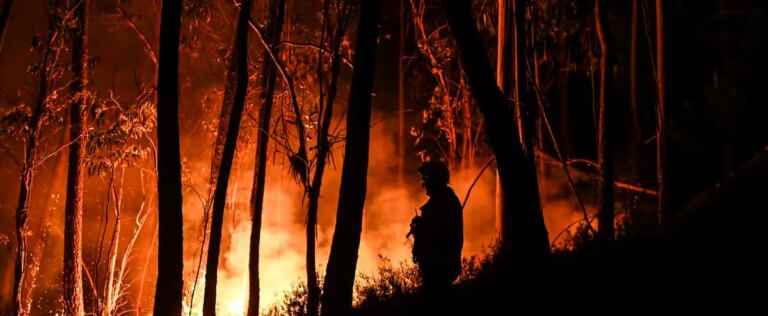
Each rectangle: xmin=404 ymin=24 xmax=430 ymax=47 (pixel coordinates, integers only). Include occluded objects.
xmin=0 ymin=10 xmax=597 ymax=312
xmin=0 ymin=98 xmax=593 ymax=316
xmin=174 ymin=103 xmax=591 ymax=314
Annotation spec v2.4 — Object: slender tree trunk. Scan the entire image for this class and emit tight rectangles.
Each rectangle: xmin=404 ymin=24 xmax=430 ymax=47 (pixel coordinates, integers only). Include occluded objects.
xmin=655 ymin=0 xmax=667 ymax=226
xmin=461 ymin=79 xmax=474 ymax=168
xmin=63 ymin=1 xmax=88 ymax=314
xmin=629 ymin=0 xmax=641 ymax=178
xmin=114 ymin=172 xmax=151 ymax=315
xmin=512 ymin=0 xmax=525 ymax=148
xmin=305 ymin=4 xmax=350 ymax=315
xmin=247 ymin=0 xmax=286 ymax=315
xmin=595 ymin=0 xmax=614 ymax=242
xmin=13 ymin=169 xmax=35 ymax=316
xmin=320 ymin=1 xmax=379 ymax=314
xmin=305 ymin=190 xmax=321 ymax=316
xmin=503 ymin=0 xmax=547 ymax=253
xmin=533 ymin=44 xmax=545 ymax=177
xmin=153 ymin=0 xmax=185 ymax=314
xmin=202 ymin=1 xmax=252 ymax=315
xmin=22 ymin=127 xmax=67 ymax=314
xmin=136 ymin=210 xmax=157 ymax=315
xmin=103 ymin=167 xmax=125 ymax=316
xmin=12 ymin=5 xmax=54 ymax=313
xmin=517 ymin=1 xmax=538 ymax=160
xmin=0 ymin=0 xmax=13 ymax=53
xmin=440 ymin=0 xmax=549 ymax=259
xmin=558 ymin=46 xmax=570 ymax=158
xmin=398 ymin=0 xmax=407 ymax=184
xmin=495 ymin=0 xmax=512 ymax=238
xmin=498 ymin=0 xmax=546 ymax=247
xmin=626 ymin=0 xmax=641 ymax=223
xmin=93 ymin=174 xmax=114 ymax=314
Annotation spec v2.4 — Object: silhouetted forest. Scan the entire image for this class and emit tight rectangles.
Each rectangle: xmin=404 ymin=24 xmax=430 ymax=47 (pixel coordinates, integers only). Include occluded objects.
xmin=0 ymin=0 xmax=765 ymax=315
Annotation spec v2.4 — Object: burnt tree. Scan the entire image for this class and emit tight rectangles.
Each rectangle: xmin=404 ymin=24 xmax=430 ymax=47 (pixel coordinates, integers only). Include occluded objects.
xmin=494 ymin=0 xmax=512 ymax=236
xmin=153 ymin=0 xmax=185 ymax=314
xmin=655 ymin=0 xmax=668 ymax=225
xmin=320 ymin=0 xmax=380 ymax=314
xmin=247 ymin=0 xmax=286 ymax=315
xmin=202 ymin=0 xmax=253 ymax=314
xmin=439 ymin=0 xmax=549 ymax=258
xmin=11 ymin=2 xmax=57 ymax=314
xmin=63 ymin=0 xmax=88 ymax=314
xmin=594 ymin=0 xmax=615 ymax=242
xmin=629 ymin=0 xmax=642 ymax=181
xmin=397 ymin=0 xmax=407 ymax=183
xmin=304 ymin=3 xmax=353 ymax=315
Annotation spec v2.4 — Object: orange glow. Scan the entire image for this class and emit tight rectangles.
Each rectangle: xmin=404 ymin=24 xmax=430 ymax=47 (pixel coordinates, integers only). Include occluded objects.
xmin=172 ymin=117 xmax=587 ymax=315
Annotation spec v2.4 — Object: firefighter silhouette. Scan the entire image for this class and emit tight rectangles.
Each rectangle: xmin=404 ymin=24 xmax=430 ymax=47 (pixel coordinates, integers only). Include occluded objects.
xmin=409 ymin=160 xmax=463 ymax=292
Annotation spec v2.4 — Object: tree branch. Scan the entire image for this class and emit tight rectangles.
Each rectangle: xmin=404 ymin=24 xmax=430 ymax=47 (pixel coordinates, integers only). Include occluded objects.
xmin=32 ymin=130 xmax=86 ymax=170
xmin=537 ymin=152 xmax=658 ymax=196
xmin=116 ymin=5 xmax=158 ymax=66
xmin=245 ymin=11 xmax=309 ymax=185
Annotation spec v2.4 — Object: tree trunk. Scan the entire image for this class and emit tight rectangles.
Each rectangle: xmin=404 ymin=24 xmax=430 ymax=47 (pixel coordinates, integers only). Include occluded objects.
xmin=462 ymin=81 xmax=474 ymax=169
xmin=595 ymin=0 xmax=614 ymax=242
xmin=532 ymin=39 xmax=545 ymax=178
xmin=247 ymin=0 xmax=286 ymax=315
xmin=495 ymin=0 xmax=512 ymax=238
xmin=22 ymin=128 xmax=68 ymax=315
xmin=305 ymin=4 xmax=350 ymax=315
xmin=558 ymin=46 xmax=570 ymax=158
xmin=320 ymin=1 xmax=379 ymax=314
xmin=136 ymin=209 xmax=158 ymax=315
xmin=103 ymin=167 xmax=126 ymax=316
xmin=496 ymin=0 xmax=546 ymax=255
xmin=512 ymin=0 xmax=526 ymax=149
xmin=153 ymin=0 xmax=185 ymax=314
xmin=113 ymin=171 xmax=151 ymax=316
xmin=626 ymin=0 xmax=641 ymax=223
xmin=398 ymin=0 xmax=407 ymax=184
xmin=202 ymin=1 xmax=252 ymax=315
xmin=0 ymin=0 xmax=13 ymax=53
xmin=12 ymin=4 xmax=54 ymax=314
xmin=496 ymin=0 xmax=512 ymax=109
xmin=439 ymin=0 xmax=549 ymax=259
xmin=63 ymin=1 xmax=88 ymax=314
xmin=629 ymin=0 xmax=642 ymax=179
xmin=655 ymin=0 xmax=667 ymax=226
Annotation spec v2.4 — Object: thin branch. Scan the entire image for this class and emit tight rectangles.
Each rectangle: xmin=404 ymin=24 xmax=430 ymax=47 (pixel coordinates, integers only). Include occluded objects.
xmin=614 ymin=180 xmax=657 ymax=196
xmin=36 ymin=125 xmax=67 ymax=150
xmin=116 ymin=5 xmax=158 ymax=65
xmin=528 ymin=58 xmax=594 ymax=232
xmin=246 ymin=111 xmax=294 ymax=154
xmin=244 ymin=9 xmax=310 ymax=184
xmin=539 ymin=154 xmax=658 ymax=196
xmin=82 ymin=259 xmax=100 ymax=307
xmin=567 ymin=158 xmax=599 ymax=170
xmin=551 ymin=214 xmax=598 ymax=247
xmin=461 ymin=157 xmax=495 ymax=209
xmin=32 ymin=130 xmax=86 ymax=170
